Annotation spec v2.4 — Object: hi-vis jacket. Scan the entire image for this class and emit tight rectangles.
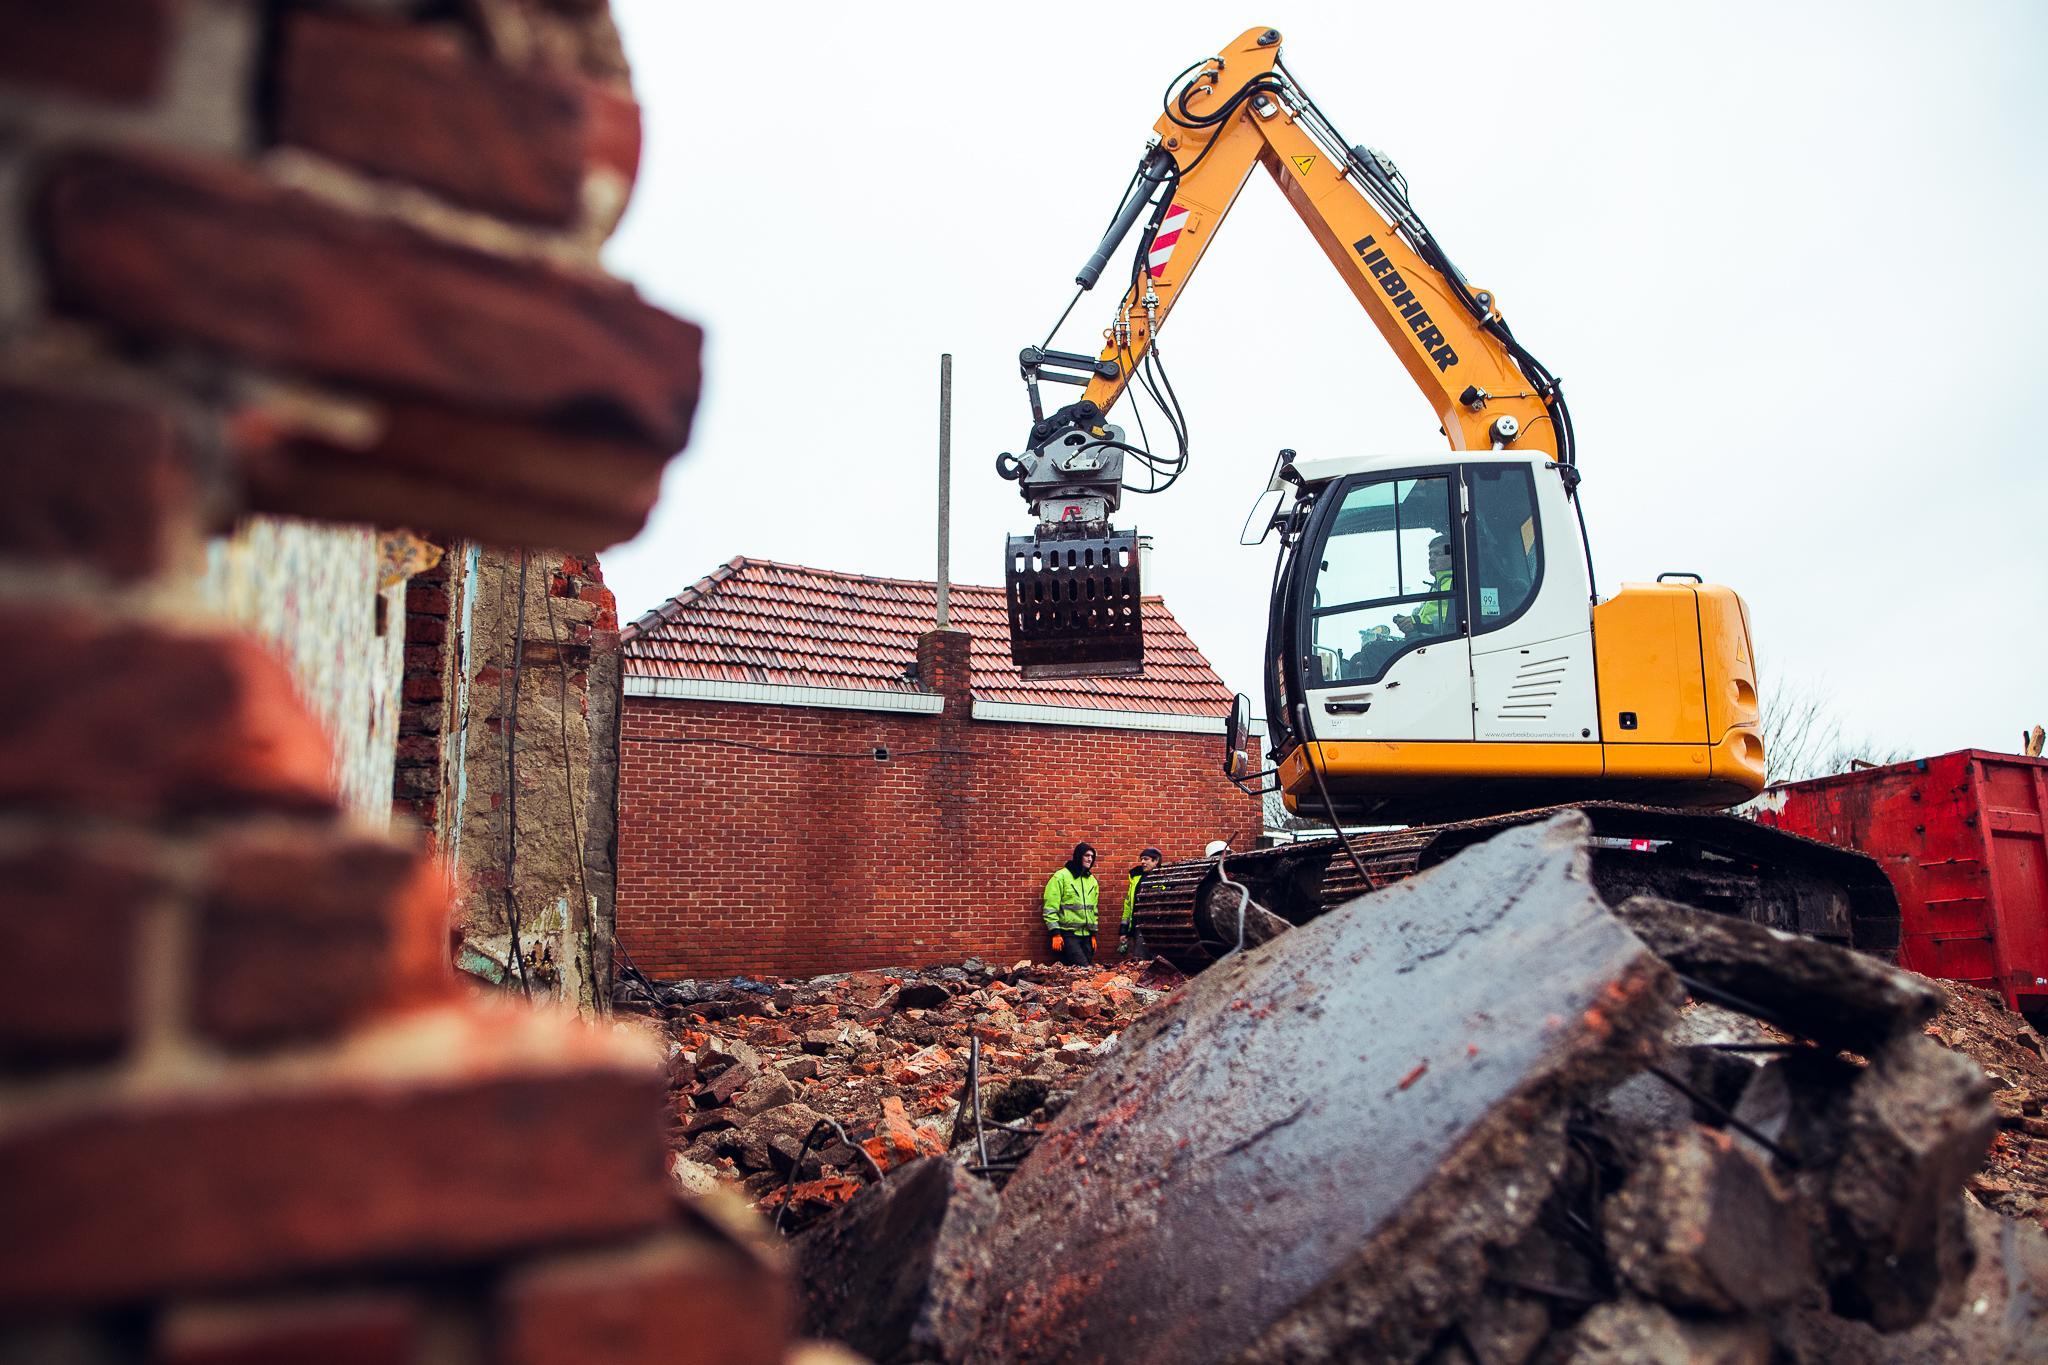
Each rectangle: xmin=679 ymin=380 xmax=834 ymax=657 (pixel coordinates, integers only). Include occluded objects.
xmin=1124 ymin=872 xmax=1143 ymax=930
xmin=1042 ymin=868 xmax=1100 ymax=934
xmin=1412 ymin=568 xmax=1454 ymax=628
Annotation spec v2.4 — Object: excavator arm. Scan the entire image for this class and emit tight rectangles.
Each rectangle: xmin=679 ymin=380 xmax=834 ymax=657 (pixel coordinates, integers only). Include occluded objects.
xmin=1002 ymin=26 xmax=1572 ymax=675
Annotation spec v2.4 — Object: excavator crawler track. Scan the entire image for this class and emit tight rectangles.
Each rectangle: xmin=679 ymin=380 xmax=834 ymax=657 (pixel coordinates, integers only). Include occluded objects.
xmin=1133 ymin=801 xmax=1899 ymax=975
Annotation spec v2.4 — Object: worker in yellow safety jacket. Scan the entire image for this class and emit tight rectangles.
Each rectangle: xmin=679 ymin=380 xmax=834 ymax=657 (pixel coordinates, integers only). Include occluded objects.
xmin=1122 ymin=846 xmax=1162 ymax=958
xmin=1396 ymin=536 xmax=1455 ymax=636
xmin=1042 ymin=842 xmax=1100 ymax=966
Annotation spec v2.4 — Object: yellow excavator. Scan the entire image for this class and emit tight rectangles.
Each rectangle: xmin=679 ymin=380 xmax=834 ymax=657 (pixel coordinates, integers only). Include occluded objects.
xmin=997 ymin=27 xmax=1894 ymax=967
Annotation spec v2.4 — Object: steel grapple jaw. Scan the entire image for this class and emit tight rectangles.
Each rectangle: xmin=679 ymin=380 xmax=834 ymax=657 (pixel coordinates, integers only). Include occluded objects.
xmin=1005 ymin=530 xmax=1144 ymax=679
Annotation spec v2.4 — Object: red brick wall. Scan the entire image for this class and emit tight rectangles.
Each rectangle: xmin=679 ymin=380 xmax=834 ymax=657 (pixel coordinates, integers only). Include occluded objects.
xmin=394 ymin=548 xmax=454 ymax=829
xmin=617 ymin=696 xmax=1264 ymax=979
xmin=1 ymin=3 xmax=787 ymax=1357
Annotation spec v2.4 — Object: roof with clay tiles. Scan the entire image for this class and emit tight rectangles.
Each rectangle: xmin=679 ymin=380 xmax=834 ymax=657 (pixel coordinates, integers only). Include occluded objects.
xmin=621 ymin=557 xmax=1233 ymax=717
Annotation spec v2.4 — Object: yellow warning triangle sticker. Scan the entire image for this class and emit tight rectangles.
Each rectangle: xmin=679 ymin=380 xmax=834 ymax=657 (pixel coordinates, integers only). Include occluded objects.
xmin=1291 ymin=154 xmax=1317 ymax=176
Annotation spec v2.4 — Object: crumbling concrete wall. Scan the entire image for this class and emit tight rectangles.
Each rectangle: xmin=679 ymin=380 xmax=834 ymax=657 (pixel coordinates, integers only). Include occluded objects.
xmin=444 ymin=546 xmax=624 ymax=1012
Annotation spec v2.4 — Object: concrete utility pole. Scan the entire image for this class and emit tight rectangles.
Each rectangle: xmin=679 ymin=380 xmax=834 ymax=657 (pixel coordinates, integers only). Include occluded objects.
xmin=937 ymin=352 xmax=953 ymax=628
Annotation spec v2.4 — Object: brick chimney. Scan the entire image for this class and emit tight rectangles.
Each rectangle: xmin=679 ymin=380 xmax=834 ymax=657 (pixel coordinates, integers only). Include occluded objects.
xmin=916 ymin=628 xmax=973 ymax=721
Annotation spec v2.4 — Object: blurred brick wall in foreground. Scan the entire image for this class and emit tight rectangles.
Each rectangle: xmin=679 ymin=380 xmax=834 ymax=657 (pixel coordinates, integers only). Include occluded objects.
xmin=0 ymin=1 xmax=797 ymax=1359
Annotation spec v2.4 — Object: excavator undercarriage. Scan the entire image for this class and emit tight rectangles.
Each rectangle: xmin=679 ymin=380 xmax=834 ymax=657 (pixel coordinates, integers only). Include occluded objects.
xmin=1133 ymin=802 xmax=1900 ymax=975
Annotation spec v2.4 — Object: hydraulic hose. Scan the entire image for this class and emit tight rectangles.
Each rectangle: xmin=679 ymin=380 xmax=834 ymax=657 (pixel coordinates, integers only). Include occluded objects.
xmin=1077 ymin=147 xmax=1174 ymax=290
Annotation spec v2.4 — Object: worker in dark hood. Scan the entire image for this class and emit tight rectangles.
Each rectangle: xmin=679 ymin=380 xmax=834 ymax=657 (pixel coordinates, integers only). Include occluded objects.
xmin=1042 ymin=842 xmax=1101 ymax=966
xmin=1122 ymin=846 xmax=1162 ymax=958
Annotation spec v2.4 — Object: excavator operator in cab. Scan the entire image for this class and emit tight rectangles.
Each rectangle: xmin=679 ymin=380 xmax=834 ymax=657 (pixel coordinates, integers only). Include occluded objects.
xmin=1395 ymin=536 xmax=1454 ymax=638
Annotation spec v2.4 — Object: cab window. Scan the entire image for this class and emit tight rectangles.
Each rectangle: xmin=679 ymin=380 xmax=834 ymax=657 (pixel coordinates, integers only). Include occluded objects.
xmin=1306 ymin=474 xmax=1455 ymax=685
xmin=1468 ymin=463 xmax=1542 ymax=634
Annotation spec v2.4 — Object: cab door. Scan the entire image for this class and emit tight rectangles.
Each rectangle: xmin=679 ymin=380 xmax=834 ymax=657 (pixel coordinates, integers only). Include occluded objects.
xmin=1295 ymin=469 xmax=1473 ymax=743
xmin=1463 ymin=459 xmax=1599 ymax=744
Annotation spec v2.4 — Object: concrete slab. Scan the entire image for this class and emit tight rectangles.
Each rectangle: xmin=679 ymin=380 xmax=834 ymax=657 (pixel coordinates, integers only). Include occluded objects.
xmin=966 ymin=814 xmax=1675 ymax=1365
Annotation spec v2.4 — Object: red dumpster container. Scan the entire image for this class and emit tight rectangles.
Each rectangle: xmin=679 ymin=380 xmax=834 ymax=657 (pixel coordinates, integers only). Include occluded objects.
xmin=1752 ymin=750 xmax=2048 ymax=1022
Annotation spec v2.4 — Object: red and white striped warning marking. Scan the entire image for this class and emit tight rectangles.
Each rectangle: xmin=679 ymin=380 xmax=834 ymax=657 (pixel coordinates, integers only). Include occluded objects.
xmin=1148 ymin=204 xmax=1189 ymax=278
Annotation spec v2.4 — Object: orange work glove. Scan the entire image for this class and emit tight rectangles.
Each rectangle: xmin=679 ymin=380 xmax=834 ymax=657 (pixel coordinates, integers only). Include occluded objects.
xmin=1050 ymin=933 xmax=1064 ymax=951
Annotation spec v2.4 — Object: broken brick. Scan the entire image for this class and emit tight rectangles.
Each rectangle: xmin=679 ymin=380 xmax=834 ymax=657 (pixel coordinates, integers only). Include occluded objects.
xmin=244 ymin=402 xmax=673 ymax=557
xmin=0 ymin=382 xmax=192 ymax=582
xmin=0 ymin=838 xmax=163 ymax=1066
xmin=277 ymin=13 xmax=588 ymax=224
xmin=697 ymin=1065 xmax=752 ymax=1109
xmin=496 ymin=1232 xmax=789 ymax=1365
xmin=0 ymin=1007 xmax=670 ymax=1308
xmin=679 ymin=1108 xmax=736 ymax=1137
xmin=581 ymin=79 xmax=642 ymax=189
xmin=0 ymin=0 xmax=174 ymax=104
xmin=0 ymin=613 xmax=337 ymax=818
xmin=890 ymin=1044 xmax=954 ymax=1085
xmin=732 ymin=1070 xmax=796 ymax=1116
xmin=877 ymin=1096 xmax=919 ymax=1164
xmin=40 ymin=147 xmax=702 ymax=450
xmin=155 ymin=1292 xmax=420 ymax=1365
xmin=193 ymin=824 xmax=451 ymax=1047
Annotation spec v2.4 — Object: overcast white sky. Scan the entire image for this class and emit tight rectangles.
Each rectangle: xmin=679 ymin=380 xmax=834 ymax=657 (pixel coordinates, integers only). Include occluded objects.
xmin=603 ymin=1 xmax=2047 ymax=760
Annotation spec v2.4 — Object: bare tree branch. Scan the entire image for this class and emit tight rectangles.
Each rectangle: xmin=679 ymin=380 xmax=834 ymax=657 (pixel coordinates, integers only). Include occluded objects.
xmin=1758 ymin=675 xmax=1911 ymax=785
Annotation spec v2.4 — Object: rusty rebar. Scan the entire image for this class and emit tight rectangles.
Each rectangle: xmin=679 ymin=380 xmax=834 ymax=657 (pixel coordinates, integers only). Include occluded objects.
xmin=774 ymin=1116 xmax=885 ymax=1235
xmin=1645 ymin=1063 xmax=1803 ymax=1169
xmin=969 ymin=1033 xmax=990 ymax=1170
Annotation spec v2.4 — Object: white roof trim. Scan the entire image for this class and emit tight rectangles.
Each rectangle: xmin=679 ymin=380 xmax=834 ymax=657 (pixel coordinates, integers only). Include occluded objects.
xmin=971 ymin=699 xmax=1224 ymax=734
xmin=625 ymin=675 xmax=944 ymax=715
xmin=624 ymin=676 xmax=1238 ymax=732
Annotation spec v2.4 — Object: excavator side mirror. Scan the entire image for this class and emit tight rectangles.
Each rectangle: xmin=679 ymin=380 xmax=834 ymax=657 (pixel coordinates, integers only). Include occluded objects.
xmin=1223 ymin=693 xmax=1254 ymax=778
xmin=1239 ymin=489 xmax=1284 ymax=546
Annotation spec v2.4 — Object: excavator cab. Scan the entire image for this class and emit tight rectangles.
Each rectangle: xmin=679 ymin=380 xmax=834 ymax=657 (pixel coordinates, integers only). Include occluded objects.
xmin=1256 ymin=452 xmax=1765 ymax=824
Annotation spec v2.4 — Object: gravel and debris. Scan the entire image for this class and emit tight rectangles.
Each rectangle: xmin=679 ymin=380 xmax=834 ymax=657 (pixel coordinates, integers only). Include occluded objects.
xmin=619 ymin=819 xmax=2048 ymax=1364
xmin=619 ymin=956 xmax=1180 ymax=1230
xmin=1924 ymin=981 xmax=2048 ymax=1227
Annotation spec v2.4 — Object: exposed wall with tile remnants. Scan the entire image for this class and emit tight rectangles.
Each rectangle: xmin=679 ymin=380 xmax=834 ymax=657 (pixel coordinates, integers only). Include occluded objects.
xmin=389 ymin=539 xmax=625 ymax=1011
xmin=201 ymin=515 xmax=409 ymax=827
xmin=0 ymin=1 xmax=788 ymax=1359
xmin=617 ymin=633 xmax=1265 ymax=979
xmin=440 ymin=547 xmax=624 ymax=1011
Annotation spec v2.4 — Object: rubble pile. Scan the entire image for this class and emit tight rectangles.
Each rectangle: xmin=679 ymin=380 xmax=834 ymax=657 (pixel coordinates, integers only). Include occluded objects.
xmin=1925 ymin=981 xmax=2048 ymax=1225
xmin=771 ymin=817 xmax=2048 ymax=1364
xmin=618 ymin=957 xmax=1177 ymax=1227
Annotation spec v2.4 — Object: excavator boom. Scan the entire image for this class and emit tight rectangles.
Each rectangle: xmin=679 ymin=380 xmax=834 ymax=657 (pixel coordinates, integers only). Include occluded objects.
xmin=1001 ymin=27 xmax=1570 ymax=676
xmin=999 ymin=25 xmax=1764 ymax=833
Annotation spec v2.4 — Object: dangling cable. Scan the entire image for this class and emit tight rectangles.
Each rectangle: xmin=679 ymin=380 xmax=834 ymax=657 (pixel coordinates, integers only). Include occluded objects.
xmin=1040 ymin=287 xmax=1086 ymax=349
xmin=1294 ymin=702 xmax=1380 ymax=892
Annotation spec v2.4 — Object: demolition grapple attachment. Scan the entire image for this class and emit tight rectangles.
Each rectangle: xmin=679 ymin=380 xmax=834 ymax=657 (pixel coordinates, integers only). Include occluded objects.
xmin=998 ymin=408 xmax=1147 ymax=678
xmin=1004 ymin=530 xmax=1144 ymax=679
